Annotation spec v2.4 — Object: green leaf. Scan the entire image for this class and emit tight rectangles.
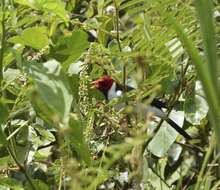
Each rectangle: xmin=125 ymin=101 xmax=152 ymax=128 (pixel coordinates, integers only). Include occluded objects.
xmin=8 ymin=27 xmax=49 ymax=50
xmin=24 ymin=60 xmax=73 ymax=125
xmin=97 ymin=17 xmax=113 ymax=46
xmin=148 ymin=110 xmax=184 ymax=157
xmin=65 ymin=114 xmax=91 ymax=166
xmin=15 ymin=0 xmax=69 ymax=22
xmin=68 ymin=61 xmax=83 ymax=75
xmin=185 ymin=81 xmax=209 ymax=125
xmin=51 ymin=30 xmax=89 ymax=70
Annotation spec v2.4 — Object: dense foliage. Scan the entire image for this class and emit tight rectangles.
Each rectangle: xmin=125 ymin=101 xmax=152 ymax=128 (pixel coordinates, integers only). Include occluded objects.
xmin=0 ymin=0 xmax=220 ymax=189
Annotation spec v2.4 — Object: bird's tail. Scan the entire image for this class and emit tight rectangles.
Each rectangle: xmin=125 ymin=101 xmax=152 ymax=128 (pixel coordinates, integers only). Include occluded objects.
xmin=138 ymin=105 xmax=192 ymax=139
xmin=165 ymin=117 xmax=192 ymax=139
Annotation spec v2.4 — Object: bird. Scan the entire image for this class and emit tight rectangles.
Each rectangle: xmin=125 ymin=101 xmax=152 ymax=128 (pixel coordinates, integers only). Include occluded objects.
xmin=91 ymin=75 xmax=191 ymax=139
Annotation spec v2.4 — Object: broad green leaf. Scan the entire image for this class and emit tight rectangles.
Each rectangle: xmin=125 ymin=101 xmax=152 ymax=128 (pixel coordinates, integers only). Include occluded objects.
xmin=148 ymin=110 xmax=184 ymax=157
xmin=30 ymin=90 xmax=60 ymax=125
xmin=68 ymin=61 xmax=83 ymax=75
xmin=24 ymin=60 xmax=73 ymax=125
xmin=50 ymin=30 xmax=89 ymax=70
xmin=185 ymin=81 xmax=209 ymax=125
xmin=65 ymin=114 xmax=91 ymax=166
xmin=15 ymin=0 xmax=69 ymax=22
xmin=8 ymin=27 xmax=49 ymax=50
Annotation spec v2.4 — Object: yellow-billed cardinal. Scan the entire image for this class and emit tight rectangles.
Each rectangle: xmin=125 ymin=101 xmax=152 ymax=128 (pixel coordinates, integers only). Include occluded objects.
xmin=92 ymin=75 xmax=191 ymax=139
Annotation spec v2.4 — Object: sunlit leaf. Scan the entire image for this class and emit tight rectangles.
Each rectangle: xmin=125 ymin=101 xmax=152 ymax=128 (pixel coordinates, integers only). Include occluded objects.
xmin=185 ymin=81 xmax=209 ymax=125
xmin=24 ymin=60 xmax=73 ymax=125
xmin=8 ymin=27 xmax=49 ymax=50
xmin=15 ymin=0 xmax=69 ymax=22
xmin=50 ymin=30 xmax=89 ymax=70
xmin=148 ymin=110 xmax=184 ymax=157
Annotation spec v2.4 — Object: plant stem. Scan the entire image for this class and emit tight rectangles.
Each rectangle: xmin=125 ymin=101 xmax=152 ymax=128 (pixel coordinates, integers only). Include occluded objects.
xmin=0 ymin=0 xmax=6 ymax=92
